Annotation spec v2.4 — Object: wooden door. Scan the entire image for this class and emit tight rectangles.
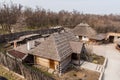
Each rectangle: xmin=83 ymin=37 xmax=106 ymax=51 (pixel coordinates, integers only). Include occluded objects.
xmin=49 ymin=59 xmax=55 ymax=69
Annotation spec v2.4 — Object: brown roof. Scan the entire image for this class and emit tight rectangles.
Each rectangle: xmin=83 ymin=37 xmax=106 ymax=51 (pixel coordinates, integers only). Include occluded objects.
xmin=70 ymin=41 xmax=83 ymax=54
xmin=30 ymin=32 xmax=79 ymax=61
xmin=7 ymin=50 xmax=27 ymax=60
xmin=72 ymin=23 xmax=97 ymax=37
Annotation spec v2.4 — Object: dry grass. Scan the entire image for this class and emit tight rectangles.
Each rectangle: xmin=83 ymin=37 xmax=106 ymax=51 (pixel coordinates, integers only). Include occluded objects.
xmin=0 ymin=65 xmax=26 ymax=80
xmin=90 ymin=54 xmax=105 ymax=65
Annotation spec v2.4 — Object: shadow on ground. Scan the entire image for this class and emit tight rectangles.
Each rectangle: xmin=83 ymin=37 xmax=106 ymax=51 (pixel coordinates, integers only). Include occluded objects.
xmin=0 ymin=76 xmax=8 ymax=80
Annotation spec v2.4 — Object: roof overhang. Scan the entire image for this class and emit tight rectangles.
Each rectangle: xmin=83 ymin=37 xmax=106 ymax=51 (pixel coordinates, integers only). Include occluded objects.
xmin=70 ymin=41 xmax=84 ymax=54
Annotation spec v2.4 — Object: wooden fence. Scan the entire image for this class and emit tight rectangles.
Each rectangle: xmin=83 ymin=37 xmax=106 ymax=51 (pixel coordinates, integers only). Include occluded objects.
xmin=0 ymin=53 xmax=54 ymax=80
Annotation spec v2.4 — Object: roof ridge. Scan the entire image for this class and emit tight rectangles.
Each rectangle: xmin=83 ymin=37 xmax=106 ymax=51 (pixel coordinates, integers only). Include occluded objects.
xmin=52 ymin=34 xmax=61 ymax=61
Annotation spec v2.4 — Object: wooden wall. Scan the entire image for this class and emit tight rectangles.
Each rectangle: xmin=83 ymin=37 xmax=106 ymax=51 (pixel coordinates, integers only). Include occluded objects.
xmin=59 ymin=55 xmax=71 ymax=72
xmin=35 ymin=55 xmax=71 ymax=73
xmin=35 ymin=56 xmax=59 ymax=70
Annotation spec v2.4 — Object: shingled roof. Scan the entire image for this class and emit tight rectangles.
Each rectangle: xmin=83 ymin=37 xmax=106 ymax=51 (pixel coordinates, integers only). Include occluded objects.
xmin=70 ymin=41 xmax=84 ymax=54
xmin=72 ymin=23 xmax=97 ymax=37
xmin=30 ymin=32 xmax=80 ymax=61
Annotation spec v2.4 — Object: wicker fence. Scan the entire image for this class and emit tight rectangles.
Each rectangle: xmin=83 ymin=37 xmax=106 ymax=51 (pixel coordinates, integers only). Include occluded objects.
xmin=0 ymin=53 xmax=54 ymax=80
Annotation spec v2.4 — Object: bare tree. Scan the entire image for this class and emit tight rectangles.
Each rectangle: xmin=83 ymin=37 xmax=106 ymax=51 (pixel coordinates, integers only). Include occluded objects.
xmin=0 ymin=4 xmax=22 ymax=33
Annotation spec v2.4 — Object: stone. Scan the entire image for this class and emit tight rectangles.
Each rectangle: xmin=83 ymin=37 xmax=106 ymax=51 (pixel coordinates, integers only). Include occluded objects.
xmin=48 ymin=68 xmax=54 ymax=74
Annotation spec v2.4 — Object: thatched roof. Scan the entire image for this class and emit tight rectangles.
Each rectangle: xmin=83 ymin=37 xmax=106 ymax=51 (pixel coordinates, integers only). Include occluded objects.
xmin=90 ymin=33 xmax=107 ymax=40
xmin=9 ymin=34 xmax=40 ymax=43
xmin=30 ymin=32 xmax=79 ymax=61
xmin=72 ymin=23 xmax=97 ymax=37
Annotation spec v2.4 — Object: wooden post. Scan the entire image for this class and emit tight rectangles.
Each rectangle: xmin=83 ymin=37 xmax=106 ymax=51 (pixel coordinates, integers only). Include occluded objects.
xmin=78 ymin=54 xmax=80 ymax=66
xmin=14 ymin=41 xmax=17 ymax=48
xmin=34 ymin=56 xmax=37 ymax=65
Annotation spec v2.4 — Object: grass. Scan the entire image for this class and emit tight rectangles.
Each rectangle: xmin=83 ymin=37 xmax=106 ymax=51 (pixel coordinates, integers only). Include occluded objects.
xmin=0 ymin=65 xmax=25 ymax=80
xmin=0 ymin=43 xmax=6 ymax=53
xmin=0 ymin=29 xmax=9 ymax=34
xmin=89 ymin=54 xmax=105 ymax=65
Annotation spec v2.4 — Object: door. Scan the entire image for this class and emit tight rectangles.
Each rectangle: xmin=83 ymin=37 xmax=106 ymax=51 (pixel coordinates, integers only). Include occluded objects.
xmin=109 ymin=36 xmax=114 ymax=43
xmin=49 ymin=59 xmax=55 ymax=69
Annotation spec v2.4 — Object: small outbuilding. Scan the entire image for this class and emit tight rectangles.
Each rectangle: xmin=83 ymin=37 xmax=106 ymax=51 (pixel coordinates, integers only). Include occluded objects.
xmin=7 ymin=50 xmax=34 ymax=65
xmin=7 ymin=50 xmax=27 ymax=61
xmin=106 ymin=32 xmax=120 ymax=43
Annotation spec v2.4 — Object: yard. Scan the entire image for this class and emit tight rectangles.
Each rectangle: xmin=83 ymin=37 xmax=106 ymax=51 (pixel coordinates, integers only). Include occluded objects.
xmin=53 ymin=65 xmax=100 ymax=80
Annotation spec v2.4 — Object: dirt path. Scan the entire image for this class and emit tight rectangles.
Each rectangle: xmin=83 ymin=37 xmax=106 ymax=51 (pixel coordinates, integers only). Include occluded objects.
xmin=93 ymin=44 xmax=120 ymax=80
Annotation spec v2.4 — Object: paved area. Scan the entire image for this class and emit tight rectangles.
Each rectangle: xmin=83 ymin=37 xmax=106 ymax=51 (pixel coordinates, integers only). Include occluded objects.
xmin=81 ymin=61 xmax=103 ymax=72
xmin=93 ymin=44 xmax=120 ymax=80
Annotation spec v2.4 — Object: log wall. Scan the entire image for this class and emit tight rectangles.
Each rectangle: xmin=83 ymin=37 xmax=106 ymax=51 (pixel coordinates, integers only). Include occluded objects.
xmin=35 ymin=56 xmax=59 ymax=70
xmin=59 ymin=55 xmax=71 ymax=73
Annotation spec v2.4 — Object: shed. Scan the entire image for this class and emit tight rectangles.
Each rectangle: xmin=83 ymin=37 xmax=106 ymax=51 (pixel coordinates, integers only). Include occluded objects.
xmin=106 ymin=32 xmax=120 ymax=43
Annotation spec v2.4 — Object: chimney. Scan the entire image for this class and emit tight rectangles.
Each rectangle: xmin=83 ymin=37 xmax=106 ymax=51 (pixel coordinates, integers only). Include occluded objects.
xmin=27 ymin=41 xmax=30 ymax=50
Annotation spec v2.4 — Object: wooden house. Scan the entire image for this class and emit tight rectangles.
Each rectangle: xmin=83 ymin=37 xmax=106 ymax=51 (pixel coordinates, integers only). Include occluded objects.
xmin=8 ymin=31 xmax=86 ymax=74
xmin=72 ymin=23 xmax=97 ymax=42
xmin=29 ymin=32 xmax=84 ymax=73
